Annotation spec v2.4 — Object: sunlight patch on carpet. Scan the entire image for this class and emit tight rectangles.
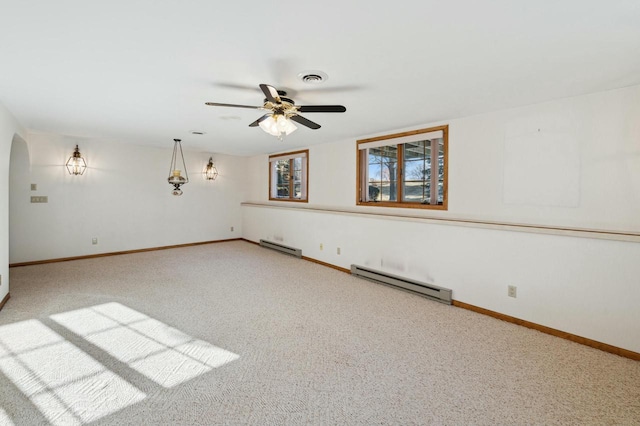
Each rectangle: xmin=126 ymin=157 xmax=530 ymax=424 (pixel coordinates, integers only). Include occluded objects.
xmin=51 ymin=302 xmax=239 ymax=388
xmin=0 ymin=320 xmax=145 ymax=425
xmin=0 ymin=408 xmax=15 ymax=425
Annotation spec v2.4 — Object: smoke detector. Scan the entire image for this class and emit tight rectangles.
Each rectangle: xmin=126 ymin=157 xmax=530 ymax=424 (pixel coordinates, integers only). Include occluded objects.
xmin=298 ymin=70 xmax=328 ymax=84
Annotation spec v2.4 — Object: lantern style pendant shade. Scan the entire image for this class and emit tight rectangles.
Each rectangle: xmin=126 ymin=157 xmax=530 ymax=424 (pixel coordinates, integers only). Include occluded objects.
xmin=204 ymin=157 xmax=218 ymax=180
xmin=168 ymin=139 xmax=189 ymax=196
xmin=66 ymin=145 xmax=87 ymax=175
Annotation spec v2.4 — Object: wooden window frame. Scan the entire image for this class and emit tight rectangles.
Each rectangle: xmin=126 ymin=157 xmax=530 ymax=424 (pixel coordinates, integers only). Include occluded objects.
xmin=269 ymin=149 xmax=309 ymax=202
xmin=356 ymin=125 xmax=448 ymax=210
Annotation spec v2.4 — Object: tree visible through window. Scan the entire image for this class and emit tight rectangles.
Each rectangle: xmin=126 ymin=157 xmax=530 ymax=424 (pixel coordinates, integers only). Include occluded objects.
xmin=269 ymin=150 xmax=308 ymax=202
xmin=357 ymin=125 xmax=448 ymax=209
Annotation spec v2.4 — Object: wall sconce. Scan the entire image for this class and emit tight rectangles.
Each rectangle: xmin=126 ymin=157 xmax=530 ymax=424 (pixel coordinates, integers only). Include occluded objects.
xmin=204 ymin=157 xmax=218 ymax=180
xmin=167 ymin=139 xmax=189 ymax=196
xmin=66 ymin=145 xmax=87 ymax=175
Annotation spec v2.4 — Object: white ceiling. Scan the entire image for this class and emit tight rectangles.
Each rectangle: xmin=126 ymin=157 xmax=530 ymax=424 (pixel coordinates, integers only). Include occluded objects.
xmin=1 ymin=1 xmax=639 ymax=156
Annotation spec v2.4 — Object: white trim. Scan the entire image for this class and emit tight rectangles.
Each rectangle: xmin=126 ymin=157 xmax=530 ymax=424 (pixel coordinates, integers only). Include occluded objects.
xmin=241 ymin=202 xmax=640 ymax=243
xmin=269 ymin=151 xmax=307 ymax=162
xmin=358 ymin=130 xmax=444 ymax=150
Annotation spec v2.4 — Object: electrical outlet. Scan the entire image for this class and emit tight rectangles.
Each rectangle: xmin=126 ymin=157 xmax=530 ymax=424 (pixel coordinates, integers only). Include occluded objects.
xmin=337 ymin=247 xmax=341 ymax=255
xmin=230 ymin=226 xmax=234 ymax=232
xmin=508 ymin=285 xmax=517 ymax=298
xmin=320 ymin=243 xmax=323 ymax=250
xmin=92 ymin=238 xmax=98 ymax=245
xmin=31 ymin=183 xmax=37 ymax=191
xmin=30 ymin=196 xmax=48 ymax=203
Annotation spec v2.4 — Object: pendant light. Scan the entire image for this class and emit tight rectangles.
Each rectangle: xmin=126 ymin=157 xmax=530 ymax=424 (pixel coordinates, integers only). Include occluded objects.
xmin=167 ymin=139 xmax=189 ymax=196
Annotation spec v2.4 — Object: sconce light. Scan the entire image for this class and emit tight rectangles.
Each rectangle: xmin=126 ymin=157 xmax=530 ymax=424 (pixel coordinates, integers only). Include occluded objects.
xmin=66 ymin=145 xmax=87 ymax=175
xmin=204 ymin=157 xmax=218 ymax=180
xmin=167 ymin=139 xmax=189 ymax=196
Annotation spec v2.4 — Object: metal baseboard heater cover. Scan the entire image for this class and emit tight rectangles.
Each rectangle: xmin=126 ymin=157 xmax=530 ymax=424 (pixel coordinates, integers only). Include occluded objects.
xmin=350 ymin=264 xmax=452 ymax=305
xmin=259 ymin=239 xmax=302 ymax=258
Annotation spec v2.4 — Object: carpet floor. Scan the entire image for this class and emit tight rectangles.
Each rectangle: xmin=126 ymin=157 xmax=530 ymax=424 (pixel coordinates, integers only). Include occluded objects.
xmin=1 ymin=241 xmax=639 ymax=425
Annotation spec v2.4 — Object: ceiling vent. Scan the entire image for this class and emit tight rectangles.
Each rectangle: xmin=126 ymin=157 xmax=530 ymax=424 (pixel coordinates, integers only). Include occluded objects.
xmin=298 ymin=70 xmax=328 ymax=84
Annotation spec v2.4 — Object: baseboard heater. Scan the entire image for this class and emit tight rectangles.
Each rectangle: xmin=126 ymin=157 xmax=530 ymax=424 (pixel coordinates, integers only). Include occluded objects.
xmin=350 ymin=265 xmax=452 ymax=305
xmin=259 ymin=239 xmax=302 ymax=258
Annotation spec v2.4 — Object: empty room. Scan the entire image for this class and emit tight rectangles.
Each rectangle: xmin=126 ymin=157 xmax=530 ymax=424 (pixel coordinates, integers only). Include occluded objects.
xmin=1 ymin=1 xmax=639 ymax=424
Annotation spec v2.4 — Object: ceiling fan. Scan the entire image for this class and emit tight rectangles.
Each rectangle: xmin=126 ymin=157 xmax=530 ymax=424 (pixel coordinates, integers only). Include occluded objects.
xmin=205 ymin=84 xmax=346 ymax=139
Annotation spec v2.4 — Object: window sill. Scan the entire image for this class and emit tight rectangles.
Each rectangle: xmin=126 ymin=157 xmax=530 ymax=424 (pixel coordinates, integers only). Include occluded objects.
xmin=268 ymin=198 xmax=309 ymax=203
xmin=356 ymin=201 xmax=448 ymax=210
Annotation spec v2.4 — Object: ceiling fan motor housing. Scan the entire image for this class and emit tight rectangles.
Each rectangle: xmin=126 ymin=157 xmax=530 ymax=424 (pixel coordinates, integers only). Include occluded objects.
xmin=264 ymin=91 xmax=293 ymax=105
xmin=206 ymin=83 xmax=345 ymax=131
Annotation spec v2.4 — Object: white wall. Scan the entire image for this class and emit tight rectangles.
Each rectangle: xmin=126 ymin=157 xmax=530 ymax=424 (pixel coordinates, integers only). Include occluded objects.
xmin=9 ymin=132 xmax=248 ymax=263
xmin=242 ymin=84 xmax=640 ymax=353
xmin=1 ymin=101 xmax=26 ymax=302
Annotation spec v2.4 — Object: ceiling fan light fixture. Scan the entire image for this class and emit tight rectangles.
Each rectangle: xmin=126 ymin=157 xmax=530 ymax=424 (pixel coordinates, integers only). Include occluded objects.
xmin=258 ymin=116 xmax=276 ymax=134
xmin=259 ymin=115 xmax=297 ymax=140
xmin=278 ymin=115 xmax=297 ymax=134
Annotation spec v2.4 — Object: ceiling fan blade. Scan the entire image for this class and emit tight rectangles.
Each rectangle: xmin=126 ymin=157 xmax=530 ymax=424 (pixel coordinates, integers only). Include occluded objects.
xmin=259 ymin=84 xmax=281 ymax=103
xmin=297 ymin=105 xmax=346 ymax=113
xmin=290 ymin=114 xmax=321 ymax=130
xmin=249 ymin=114 xmax=271 ymax=127
xmin=205 ymin=102 xmax=261 ymax=109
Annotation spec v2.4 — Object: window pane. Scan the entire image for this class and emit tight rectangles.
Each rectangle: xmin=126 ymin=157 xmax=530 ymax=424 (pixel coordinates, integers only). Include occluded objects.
xmin=403 ymin=181 xmax=428 ymax=202
xmin=369 ymin=159 xmax=398 ymax=202
xmin=368 ymin=163 xmax=382 ymax=201
xmin=402 ymin=140 xmax=430 ymax=203
xmin=276 ymin=160 xmax=290 ymax=198
xmin=403 ymin=160 xmax=428 ymax=202
xmin=382 ymin=162 xmax=398 ymax=202
xmin=437 ymin=139 xmax=445 ymax=204
xmin=404 ymin=141 xmax=426 ymax=160
xmin=382 ymin=178 xmax=398 ymax=202
xmin=404 ymin=160 xmax=425 ymax=180
xmin=277 ymin=159 xmax=289 ymax=173
xmin=372 ymin=146 xmax=397 ymax=202
xmin=368 ymin=163 xmax=382 ymax=180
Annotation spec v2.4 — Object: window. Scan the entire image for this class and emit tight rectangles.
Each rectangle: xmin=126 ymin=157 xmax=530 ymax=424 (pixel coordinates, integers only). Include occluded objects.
xmin=269 ymin=149 xmax=308 ymax=202
xmin=357 ymin=125 xmax=448 ymax=209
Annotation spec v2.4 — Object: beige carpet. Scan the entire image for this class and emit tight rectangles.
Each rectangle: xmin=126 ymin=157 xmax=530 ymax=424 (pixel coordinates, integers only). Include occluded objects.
xmin=1 ymin=240 xmax=639 ymax=425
